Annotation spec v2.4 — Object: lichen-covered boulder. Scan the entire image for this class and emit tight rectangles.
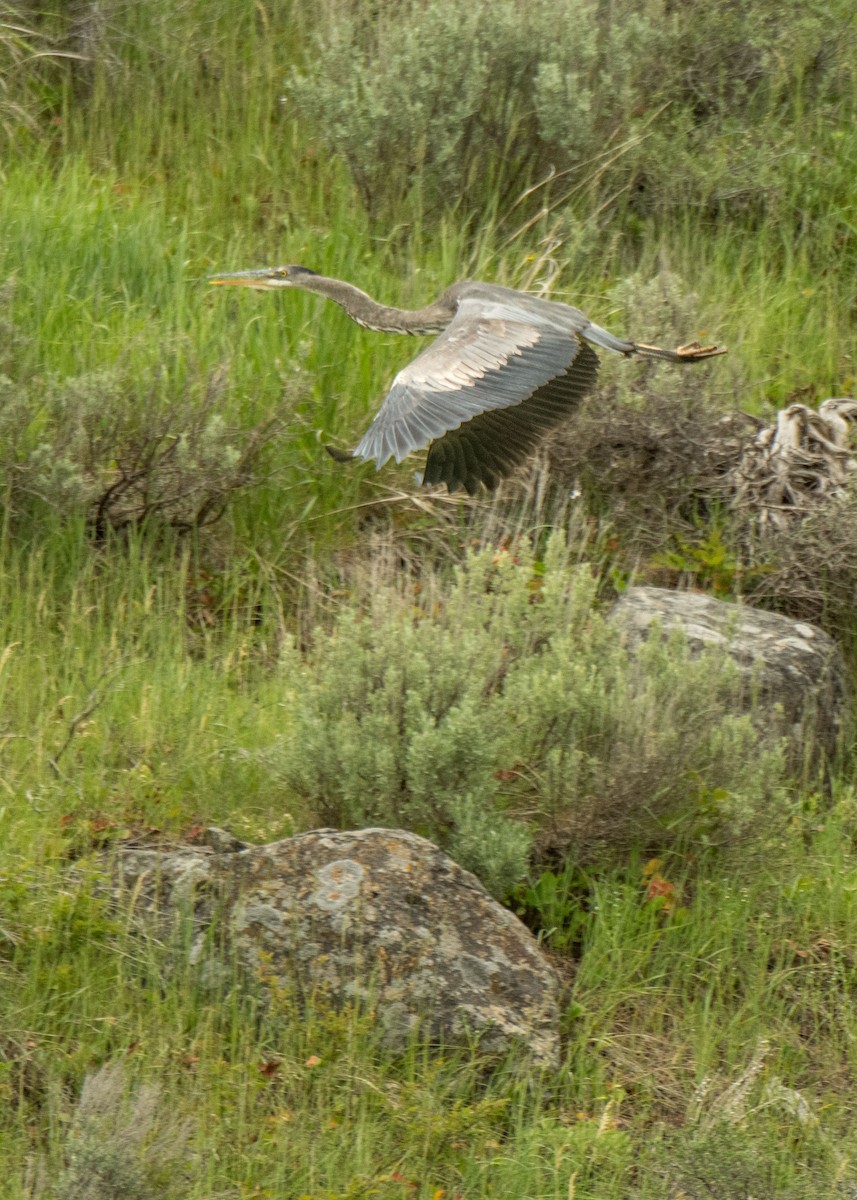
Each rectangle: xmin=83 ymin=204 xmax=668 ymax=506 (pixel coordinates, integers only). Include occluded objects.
xmin=109 ymin=827 xmax=560 ymax=1065
xmin=610 ymin=586 xmax=849 ymax=761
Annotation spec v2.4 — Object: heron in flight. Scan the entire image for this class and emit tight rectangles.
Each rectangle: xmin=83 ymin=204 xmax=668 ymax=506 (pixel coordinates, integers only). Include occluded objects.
xmin=210 ymin=266 xmax=725 ymax=495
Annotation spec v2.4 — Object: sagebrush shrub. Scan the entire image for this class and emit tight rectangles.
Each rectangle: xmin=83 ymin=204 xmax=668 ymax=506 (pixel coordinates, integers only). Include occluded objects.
xmin=0 ymin=365 xmax=294 ymax=539
xmin=268 ymin=577 xmax=534 ymax=896
xmin=51 ymin=1062 xmax=191 ymax=1200
xmin=286 ymin=0 xmax=846 ymax=222
xmin=264 ymin=536 xmax=789 ymax=895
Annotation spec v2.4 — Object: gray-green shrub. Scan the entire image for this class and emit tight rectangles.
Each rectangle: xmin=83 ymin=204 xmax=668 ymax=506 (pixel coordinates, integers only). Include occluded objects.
xmin=265 ymin=536 xmax=789 ymax=896
xmin=0 ymin=366 xmax=292 ymax=538
xmin=50 ymin=1062 xmax=191 ymax=1200
xmin=286 ymin=0 xmax=850 ymax=222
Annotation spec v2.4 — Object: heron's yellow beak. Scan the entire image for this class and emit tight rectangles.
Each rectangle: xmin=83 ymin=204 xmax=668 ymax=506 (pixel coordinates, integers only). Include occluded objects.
xmin=208 ymin=268 xmax=282 ymax=290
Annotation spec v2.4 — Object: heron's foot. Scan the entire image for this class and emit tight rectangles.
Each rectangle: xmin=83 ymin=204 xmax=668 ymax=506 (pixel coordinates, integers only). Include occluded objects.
xmin=325 ymin=444 xmax=356 ymax=463
xmin=673 ymin=340 xmax=728 ymax=360
xmin=633 ymin=340 xmax=727 ymax=363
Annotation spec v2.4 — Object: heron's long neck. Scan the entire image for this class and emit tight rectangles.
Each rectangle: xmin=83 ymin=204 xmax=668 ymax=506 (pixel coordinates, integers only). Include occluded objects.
xmin=298 ymin=275 xmax=455 ymax=335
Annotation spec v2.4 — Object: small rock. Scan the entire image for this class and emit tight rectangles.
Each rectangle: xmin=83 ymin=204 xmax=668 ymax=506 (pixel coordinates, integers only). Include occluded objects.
xmin=610 ymin=587 xmax=850 ymax=762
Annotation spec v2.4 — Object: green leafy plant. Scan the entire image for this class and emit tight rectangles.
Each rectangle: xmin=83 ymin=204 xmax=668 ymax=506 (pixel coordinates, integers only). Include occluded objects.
xmin=652 ymin=528 xmax=744 ymax=597
xmin=514 ymin=866 xmax=592 ymax=952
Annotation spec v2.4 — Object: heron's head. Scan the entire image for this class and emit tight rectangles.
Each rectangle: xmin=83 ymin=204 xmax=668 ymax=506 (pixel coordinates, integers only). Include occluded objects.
xmin=208 ymin=265 xmax=319 ymax=291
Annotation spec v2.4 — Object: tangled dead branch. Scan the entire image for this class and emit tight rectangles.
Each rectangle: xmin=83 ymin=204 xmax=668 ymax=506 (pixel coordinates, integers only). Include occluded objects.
xmin=534 ymin=379 xmax=857 ymax=637
xmin=728 ymin=399 xmax=857 ymax=531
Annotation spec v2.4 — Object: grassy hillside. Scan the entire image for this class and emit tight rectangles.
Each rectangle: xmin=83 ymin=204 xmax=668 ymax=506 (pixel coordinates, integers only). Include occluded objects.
xmin=2 ymin=0 xmax=857 ymax=1195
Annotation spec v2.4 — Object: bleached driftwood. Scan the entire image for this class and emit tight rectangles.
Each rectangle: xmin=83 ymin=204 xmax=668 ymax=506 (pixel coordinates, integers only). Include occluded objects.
xmin=728 ymin=398 xmax=857 ymax=530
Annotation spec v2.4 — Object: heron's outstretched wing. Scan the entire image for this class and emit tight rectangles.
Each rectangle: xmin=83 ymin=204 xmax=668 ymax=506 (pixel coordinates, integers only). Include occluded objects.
xmin=353 ymin=297 xmax=597 ymax=491
xmin=422 ymin=344 xmax=599 ymax=493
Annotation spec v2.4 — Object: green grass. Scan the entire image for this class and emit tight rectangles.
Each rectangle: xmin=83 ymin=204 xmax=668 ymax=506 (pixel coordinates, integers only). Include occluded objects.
xmin=1 ymin=534 xmax=855 ymax=1196
xmin=3 ymin=0 xmax=857 ymax=1195
xmin=5 ymin=818 xmax=857 ymax=1197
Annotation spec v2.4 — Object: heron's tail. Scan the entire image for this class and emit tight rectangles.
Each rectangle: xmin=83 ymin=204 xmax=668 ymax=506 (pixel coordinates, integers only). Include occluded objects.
xmin=631 ymin=340 xmax=727 ymax=363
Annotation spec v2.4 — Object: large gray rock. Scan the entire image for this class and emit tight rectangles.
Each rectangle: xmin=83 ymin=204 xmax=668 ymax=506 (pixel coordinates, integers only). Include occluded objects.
xmin=610 ymin=586 xmax=850 ymax=761
xmin=109 ymin=827 xmax=560 ymax=1065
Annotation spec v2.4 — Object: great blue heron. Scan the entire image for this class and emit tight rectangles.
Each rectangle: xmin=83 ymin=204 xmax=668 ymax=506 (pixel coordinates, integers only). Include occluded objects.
xmin=210 ymin=266 xmax=725 ymax=495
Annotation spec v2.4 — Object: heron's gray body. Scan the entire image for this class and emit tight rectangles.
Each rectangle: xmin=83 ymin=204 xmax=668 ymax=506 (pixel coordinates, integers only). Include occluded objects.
xmin=209 ymin=267 xmax=724 ymax=495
